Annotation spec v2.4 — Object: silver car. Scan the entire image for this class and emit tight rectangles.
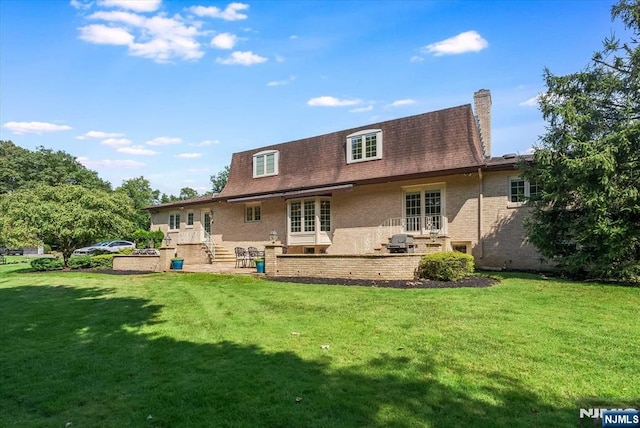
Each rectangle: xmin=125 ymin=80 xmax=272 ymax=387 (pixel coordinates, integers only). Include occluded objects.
xmin=73 ymin=240 xmax=135 ymax=255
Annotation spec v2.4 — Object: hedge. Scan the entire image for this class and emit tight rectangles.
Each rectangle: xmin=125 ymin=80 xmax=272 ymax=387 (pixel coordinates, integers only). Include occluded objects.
xmin=417 ymin=252 xmax=475 ymax=282
xmin=30 ymin=258 xmax=64 ymax=271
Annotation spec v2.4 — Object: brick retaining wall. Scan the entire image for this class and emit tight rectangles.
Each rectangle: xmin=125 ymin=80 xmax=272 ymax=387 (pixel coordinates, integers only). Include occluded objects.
xmin=266 ymin=251 xmax=422 ymax=281
xmin=113 ymin=255 xmax=161 ymax=272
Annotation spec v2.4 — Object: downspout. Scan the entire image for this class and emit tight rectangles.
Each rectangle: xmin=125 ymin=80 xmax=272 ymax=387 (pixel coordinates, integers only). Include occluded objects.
xmin=478 ymin=167 xmax=484 ymax=259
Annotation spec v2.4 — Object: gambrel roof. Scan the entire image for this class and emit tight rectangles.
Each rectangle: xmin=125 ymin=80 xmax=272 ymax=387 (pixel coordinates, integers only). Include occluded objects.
xmin=217 ymin=104 xmax=485 ymax=201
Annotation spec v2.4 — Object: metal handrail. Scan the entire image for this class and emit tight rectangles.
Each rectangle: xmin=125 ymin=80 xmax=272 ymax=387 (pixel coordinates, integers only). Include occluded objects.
xmin=202 ymin=229 xmax=215 ymax=261
xmin=380 ymin=215 xmax=446 ymax=236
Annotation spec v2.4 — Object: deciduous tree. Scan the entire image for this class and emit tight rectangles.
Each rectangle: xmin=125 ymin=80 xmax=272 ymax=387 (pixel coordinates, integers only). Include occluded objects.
xmin=0 ymin=184 xmax=134 ymax=266
xmin=0 ymin=141 xmax=111 ymax=193
xmin=210 ymin=165 xmax=229 ymax=194
xmin=116 ymin=176 xmax=160 ymax=230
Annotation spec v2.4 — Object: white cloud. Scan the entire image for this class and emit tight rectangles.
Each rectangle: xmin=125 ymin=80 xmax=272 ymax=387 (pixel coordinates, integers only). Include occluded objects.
xmin=89 ymin=10 xmax=146 ymax=26
xmin=189 ymin=3 xmax=249 ymax=21
xmin=307 ymin=96 xmax=361 ymax=107
xmin=146 ymin=136 xmax=182 ymax=146
xmin=210 ymin=32 xmax=237 ymax=49
xmin=410 ymin=55 xmax=424 ymax=62
xmin=97 ymin=0 xmax=161 ymax=12
xmin=117 ymin=145 xmax=159 ymax=155
xmin=388 ymin=99 xmax=416 ymax=107
xmin=77 ymin=130 xmax=124 ymax=139
xmin=216 ymin=51 xmax=267 ymax=65
xmin=519 ymin=95 xmax=540 ymax=107
xmin=290 ymin=35 xmax=298 ymax=40
xmin=101 ymin=138 xmax=132 ymax=147
xmin=275 ymin=55 xmax=285 ymax=63
xmin=349 ymin=105 xmax=373 ymax=113
xmin=189 ymin=140 xmax=219 ymax=147
xmin=79 ymin=10 xmax=203 ymax=62
xmin=77 ymin=157 xmax=145 ymax=169
xmin=3 ymin=121 xmax=72 ymax=135
xmin=79 ymin=24 xmax=135 ymax=45
xmin=175 ymin=153 xmax=202 ymax=158
xmin=422 ymin=31 xmax=488 ymax=56
xmin=130 ymin=15 xmax=203 ymax=62
xmin=70 ymin=0 xmax=92 ymax=10
xmin=267 ymin=75 xmax=296 ymax=86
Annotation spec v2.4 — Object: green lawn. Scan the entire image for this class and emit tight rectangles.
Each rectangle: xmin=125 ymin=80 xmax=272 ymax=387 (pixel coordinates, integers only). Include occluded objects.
xmin=1 ymin=262 xmax=638 ymax=427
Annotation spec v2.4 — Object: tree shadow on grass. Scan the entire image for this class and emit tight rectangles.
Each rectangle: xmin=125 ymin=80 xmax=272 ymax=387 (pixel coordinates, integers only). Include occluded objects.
xmin=0 ymin=285 xmax=577 ymax=427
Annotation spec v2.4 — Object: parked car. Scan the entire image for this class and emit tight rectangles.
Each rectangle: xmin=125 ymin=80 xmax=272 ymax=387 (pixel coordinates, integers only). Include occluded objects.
xmin=73 ymin=241 xmax=135 ymax=255
xmin=0 ymin=247 xmax=24 ymax=255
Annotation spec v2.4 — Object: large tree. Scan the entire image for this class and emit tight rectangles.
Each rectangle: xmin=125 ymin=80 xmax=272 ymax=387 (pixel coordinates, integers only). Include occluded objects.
xmin=0 ymin=184 xmax=134 ymax=266
xmin=210 ymin=165 xmax=230 ymax=194
xmin=0 ymin=141 xmax=111 ymax=193
xmin=523 ymin=0 xmax=640 ymax=280
xmin=116 ymin=176 xmax=160 ymax=231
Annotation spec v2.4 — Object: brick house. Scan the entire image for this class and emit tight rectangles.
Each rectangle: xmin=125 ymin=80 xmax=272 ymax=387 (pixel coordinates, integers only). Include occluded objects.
xmin=148 ymin=90 xmax=545 ymax=271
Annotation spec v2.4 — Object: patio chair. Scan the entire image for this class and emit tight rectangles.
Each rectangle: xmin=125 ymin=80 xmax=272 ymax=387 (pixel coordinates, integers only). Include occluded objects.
xmin=247 ymin=247 xmax=263 ymax=267
xmin=235 ymin=247 xmax=248 ymax=268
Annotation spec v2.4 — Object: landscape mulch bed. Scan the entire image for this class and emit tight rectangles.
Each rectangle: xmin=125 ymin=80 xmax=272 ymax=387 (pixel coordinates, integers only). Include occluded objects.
xmin=23 ymin=268 xmax=154 ymax=275
xmin=268 ymin=275 xmax=498 ymax=289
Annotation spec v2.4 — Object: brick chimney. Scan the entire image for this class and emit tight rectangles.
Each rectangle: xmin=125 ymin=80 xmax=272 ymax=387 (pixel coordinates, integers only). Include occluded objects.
xmin=474 ymin=89 xmax=491 ymax=158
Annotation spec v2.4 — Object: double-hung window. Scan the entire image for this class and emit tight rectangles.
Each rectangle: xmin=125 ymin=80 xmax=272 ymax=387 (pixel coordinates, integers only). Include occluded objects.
xmin=187 ymin=212 xmax=194 ymax=227
xmin=253 ymin=150 xmax=279 ymax=178
xmin=346 ymin=129 xmax=383 ymax=164
xmin=509 ymin=177 xmax=540 ymax=205
xmin=169 ymin=213 xmax=181 ymax=230
xmin=245 ymin=204 xmax=262 ymax=222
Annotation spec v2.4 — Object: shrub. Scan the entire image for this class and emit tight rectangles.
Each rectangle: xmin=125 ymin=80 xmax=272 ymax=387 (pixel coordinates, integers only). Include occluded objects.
xmin=417 ymin=252 xmax=474 ymax=282
xmin=90 ymin=254 xmax=114 ymax=270
xmin=68 ymin=256 xmax=93 ymax=269
xmin=118 ymin=247 xmax=134 ymax=255
xmin=30 ymin=257 xmax=64 ymax=271
xmin=91 ymin=249 xmax=113 ymax=256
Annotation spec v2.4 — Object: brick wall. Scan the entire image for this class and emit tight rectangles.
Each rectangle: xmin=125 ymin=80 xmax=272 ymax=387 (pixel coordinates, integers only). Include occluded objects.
xmin=113 ymin=255 xmax=161 ymax=272
xmin=272 ymin=254 xmax=423 ymax=280
xmin=480 ymin=171 xmax=546 ymax=270
xmin=265 ymin=245 xmax=422 ymax=280
xmin=175 ymin=243 xmax=210 ymax=265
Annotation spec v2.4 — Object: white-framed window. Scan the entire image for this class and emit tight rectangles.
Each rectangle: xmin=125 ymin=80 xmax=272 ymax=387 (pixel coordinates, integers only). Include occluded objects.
xmin=187 ymin=212 xmax=194 ymax=227
xmin=509 ymin=177 xmax=540 ymax=206
xmin=346 ymin=129 xmax=383 ymax=164
xmin=169 ymin=213 xmax=181 ymax=230
xmin=288 ymin=197 xmax=331 ymax=234
xmin=245 ymin=204 xmax=262 ymax=222
xmin=253 ymin=150 xmax=279 ymax=178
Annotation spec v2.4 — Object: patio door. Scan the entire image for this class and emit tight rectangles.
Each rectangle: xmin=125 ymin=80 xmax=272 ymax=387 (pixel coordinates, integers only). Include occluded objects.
xmin=404 ymin=189 xmax=443 ymax=234
xmin=202 ymin=211 xmax=212 ymax=240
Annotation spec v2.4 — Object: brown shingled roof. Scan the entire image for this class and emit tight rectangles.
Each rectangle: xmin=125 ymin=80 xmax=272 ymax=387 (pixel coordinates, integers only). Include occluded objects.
xmin=218 ymin=104 xmax=485 ymax=200
xmin=144 ymin=194 xmax=214 ymax=211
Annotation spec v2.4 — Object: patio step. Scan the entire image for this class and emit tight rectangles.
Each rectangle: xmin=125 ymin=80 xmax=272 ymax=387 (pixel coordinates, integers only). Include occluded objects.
xmin=211 ymin=244 xmax=236 ymax=263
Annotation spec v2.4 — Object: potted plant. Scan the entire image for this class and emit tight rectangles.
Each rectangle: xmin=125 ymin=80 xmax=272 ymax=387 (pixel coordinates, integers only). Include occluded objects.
xmin=254 ymin=257 xmax=265 ymax=273
xmin=170 ymin=256 xmax=184 ymax=270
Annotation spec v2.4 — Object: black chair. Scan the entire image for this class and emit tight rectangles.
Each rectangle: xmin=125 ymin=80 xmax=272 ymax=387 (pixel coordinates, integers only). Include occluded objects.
xmin=235 ymin=247 xmax=248 ymax=268
xmin=247 ymin=247 xmax=263 ymax=267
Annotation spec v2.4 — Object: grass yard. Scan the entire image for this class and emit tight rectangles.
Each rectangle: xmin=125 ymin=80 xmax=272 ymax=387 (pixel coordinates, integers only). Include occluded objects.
xmin=0 ymin=262 xmax=638 ymax=427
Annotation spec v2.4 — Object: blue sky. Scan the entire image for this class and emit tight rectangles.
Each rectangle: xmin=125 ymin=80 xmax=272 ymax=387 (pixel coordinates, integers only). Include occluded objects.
xmin=0 ymin=0 xmax=624 ymax=195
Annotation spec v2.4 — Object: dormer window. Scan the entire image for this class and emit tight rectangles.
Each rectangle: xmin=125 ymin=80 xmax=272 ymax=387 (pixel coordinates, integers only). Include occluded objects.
xmin=253 ymin=150 xmax=279 ymax=178
xmin=346 ymin=129 xmax=383 ymax=164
